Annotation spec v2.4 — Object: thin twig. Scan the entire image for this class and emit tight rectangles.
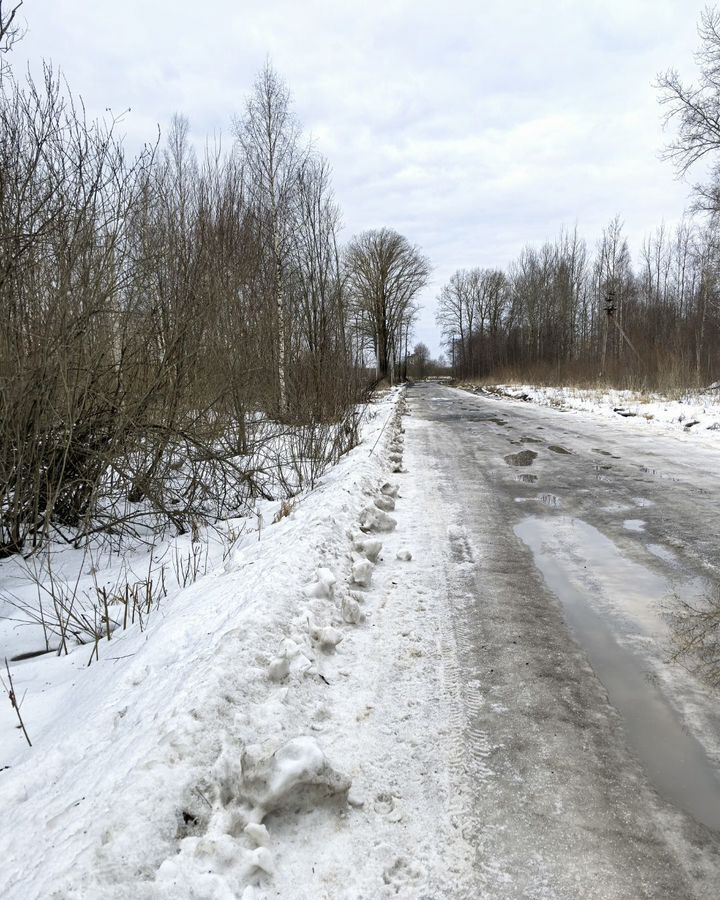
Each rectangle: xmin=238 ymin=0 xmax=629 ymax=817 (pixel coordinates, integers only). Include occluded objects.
xmin=1 ymin=658 xmax=32 ymax=747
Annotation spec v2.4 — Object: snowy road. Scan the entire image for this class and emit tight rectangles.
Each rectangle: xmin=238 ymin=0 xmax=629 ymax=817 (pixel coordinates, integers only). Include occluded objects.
xmin=402 ymin=382 xmax=720 ymax=899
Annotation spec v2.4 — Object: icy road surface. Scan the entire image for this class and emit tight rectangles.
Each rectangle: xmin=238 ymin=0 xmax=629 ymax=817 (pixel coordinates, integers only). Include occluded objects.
xmin=404 ymin=381 xmax=720 ymax=899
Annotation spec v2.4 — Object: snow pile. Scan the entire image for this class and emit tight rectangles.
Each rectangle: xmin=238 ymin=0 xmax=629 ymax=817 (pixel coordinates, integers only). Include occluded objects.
xmin=0 ymin=386 xmax=465 ymax=899
xmin=155 ymin=736 xmax=351 ymax=894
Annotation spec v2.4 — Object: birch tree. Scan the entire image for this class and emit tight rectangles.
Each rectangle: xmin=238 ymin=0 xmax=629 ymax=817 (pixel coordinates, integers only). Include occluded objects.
xmin=236 ymin=62 xmax=303 ymax=418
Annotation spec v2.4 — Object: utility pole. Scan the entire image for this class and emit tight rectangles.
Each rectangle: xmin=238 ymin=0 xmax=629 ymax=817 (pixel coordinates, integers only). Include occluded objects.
xmin=403 ymin=327 xmax=409 ymax=382
xmin=600 ymin=290 xmax=614 ymax=376
xmin=603 ymin=288 xmax=642 ymax=374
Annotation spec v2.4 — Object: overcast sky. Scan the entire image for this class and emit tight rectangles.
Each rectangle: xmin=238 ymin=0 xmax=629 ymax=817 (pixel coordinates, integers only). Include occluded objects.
xmin=11 ymin=0 xmax=707 ymax=355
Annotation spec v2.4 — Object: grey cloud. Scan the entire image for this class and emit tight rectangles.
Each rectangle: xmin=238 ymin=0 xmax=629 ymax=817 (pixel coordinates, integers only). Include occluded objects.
xmin=11 ymin=0 xmax=703 ymax=355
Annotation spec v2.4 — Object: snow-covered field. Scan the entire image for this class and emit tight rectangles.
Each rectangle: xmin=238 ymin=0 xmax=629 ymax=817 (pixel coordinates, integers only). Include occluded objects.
xmin=462 ymin=383 xmax=720 ymax=445
xmin=0 ymin=388 xmax=469 ymax=899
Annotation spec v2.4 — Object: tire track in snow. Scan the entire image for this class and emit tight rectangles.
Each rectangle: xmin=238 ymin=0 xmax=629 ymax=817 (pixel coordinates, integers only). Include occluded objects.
xmin=402 ymin=406 xmax=494 ymax=898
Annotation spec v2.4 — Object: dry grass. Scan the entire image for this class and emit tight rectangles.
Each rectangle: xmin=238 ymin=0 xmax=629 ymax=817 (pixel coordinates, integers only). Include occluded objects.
xmin=458 ymin=360 xmax=710 ymax=398
xmin=273 ymin=499 xmax=296 ymax=523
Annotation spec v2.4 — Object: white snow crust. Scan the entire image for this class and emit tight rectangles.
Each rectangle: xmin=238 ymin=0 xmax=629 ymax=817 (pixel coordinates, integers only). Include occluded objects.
xmin=480 ymin=383 xmax=720 ymax=446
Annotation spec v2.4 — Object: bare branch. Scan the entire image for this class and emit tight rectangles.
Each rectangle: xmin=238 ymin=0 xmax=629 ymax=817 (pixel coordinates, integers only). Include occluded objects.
xmin=1 ymin=658 xmax=32 ymax=746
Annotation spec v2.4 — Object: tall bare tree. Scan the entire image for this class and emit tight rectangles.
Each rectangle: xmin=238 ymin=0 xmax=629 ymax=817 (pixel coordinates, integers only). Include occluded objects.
xmin=235 ymin=62 xmax=305 ymax=417
xmin=436 ymin=268 xmax=510 ymax=378
xmin=345 ymin=228 xmax=429 ymax=382
xmin=436 ymin=270 xmax=477 ymax=376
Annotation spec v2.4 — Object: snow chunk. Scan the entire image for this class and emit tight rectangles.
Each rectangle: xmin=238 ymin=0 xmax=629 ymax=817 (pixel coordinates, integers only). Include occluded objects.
xmin=240 ymin=737 xmax=351 ymax=820
xmin=396 ymin=549 xmax=413 ymax=561
xmin=374 ymin=495 xmax=396 ymax=512
xmin=310 ymin=624 xmax=343 ymax=651
xmin=244 ymin=822 xmax=270 ymax=846
xmin=359 ymin=506 xmax=397 ymax=533
xmin=352 ymin=535 xmax=382 ymax=561
xmin=351 ymin=559 xmax=373 ymax=587
xmin=341 ymin=594 xmax=362 ymax=624
xmin=267 ymin=655 xmax=290 ymax=683
xmin=381 ymin=481 xmax=399 ymax=498
xmin=268 ymin=638 xmax=313 ymax=681
xmin=248 ymin=846 xmax=274 ymax=875
xmin=304 ymin=567 xmax=337 ymax=599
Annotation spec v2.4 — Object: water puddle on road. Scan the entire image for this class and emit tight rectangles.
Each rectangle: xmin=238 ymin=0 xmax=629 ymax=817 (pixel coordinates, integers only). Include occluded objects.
xmin=515 ymin=515 xmax=720 ymax=830
xmin=647 ymin=543 xmax=678 ymax=567
xmin=504 ymin=450 xmax=537 ymax=467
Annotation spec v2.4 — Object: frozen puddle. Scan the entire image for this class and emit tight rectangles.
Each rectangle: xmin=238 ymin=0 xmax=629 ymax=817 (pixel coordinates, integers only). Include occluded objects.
xmin=515 ymin=515 xmax=720 ymax=831
xmin=646 ymin=543 xmax=678 ymax=567
xmin=623 ymin=519 xmax=646 ymax=532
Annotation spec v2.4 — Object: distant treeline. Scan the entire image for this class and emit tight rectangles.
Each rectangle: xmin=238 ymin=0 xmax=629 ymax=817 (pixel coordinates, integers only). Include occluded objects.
xmin=437 ymin=5 xmax=720 ymax=391
xmin=436 ymin=216 xmax=720 ymax=389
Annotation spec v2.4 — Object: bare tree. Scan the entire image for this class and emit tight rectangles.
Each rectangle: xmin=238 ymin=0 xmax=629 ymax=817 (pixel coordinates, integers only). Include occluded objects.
xmin=657 ymin=8 xmax=720 ymax=211
xmin=409 ymin=341 xmax=431 ymax=379
xmin=437 ymin=268 xmax=510 ymax=378
xmin=0 ymin=1 xmax=22 ymax=55
xmin=436 ymin=270 xmax=477 ymax=376
xmin=235 ymin=62 xmax=305 ymax=418
xmin=288 ymin=153 xmax=355 ymax=418
xmin=345 ymin=228 xmax=429 ymax=383
xmin=594 ymin=216 xmax=634 ymax=372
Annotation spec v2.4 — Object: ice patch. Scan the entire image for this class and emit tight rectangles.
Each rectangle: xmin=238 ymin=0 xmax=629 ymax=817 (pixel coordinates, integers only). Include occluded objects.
xmin=646 ymin=544 xmax=678 ymax=566
xmin=623 ymin=519 xmax=646 ymax=532
xmin=632 ymin=497 xmax=655 ymax=508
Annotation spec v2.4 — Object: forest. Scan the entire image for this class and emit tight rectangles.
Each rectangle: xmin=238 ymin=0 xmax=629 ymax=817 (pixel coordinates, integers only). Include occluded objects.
xmin=0 ymin=1 xmax=427 ymax=556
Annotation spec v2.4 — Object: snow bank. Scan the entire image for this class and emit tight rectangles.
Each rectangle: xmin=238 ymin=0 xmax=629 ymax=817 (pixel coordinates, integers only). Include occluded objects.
xmin=0 ymin=388 xmax=418 ymax=899
xmin=465 ymin=383 xmax=720 ymax=445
